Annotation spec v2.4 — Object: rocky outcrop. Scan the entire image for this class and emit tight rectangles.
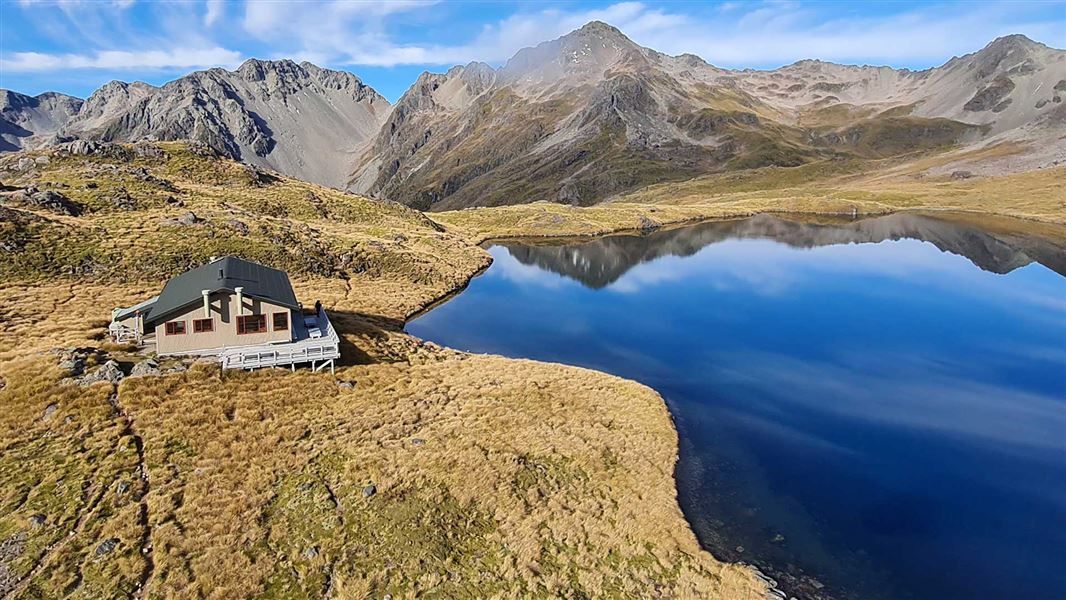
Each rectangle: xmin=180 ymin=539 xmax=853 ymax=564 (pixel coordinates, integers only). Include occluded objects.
xmin=3 ymin=186 xmax=82 ymax=216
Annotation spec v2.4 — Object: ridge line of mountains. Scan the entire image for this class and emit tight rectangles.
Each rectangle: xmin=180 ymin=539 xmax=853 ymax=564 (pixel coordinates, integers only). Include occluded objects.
xmin=3 ymin=21 xmax=1064 ymax=211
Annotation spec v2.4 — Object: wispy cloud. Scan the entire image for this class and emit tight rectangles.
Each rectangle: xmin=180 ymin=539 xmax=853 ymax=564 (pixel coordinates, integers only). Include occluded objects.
xmin=2 ymin=0 xmax=1062 ymax=95
xmin=0 ymin=47 xmax=242 ymax=72
xmin=338 ymin=1 xmax=1064 ymax=67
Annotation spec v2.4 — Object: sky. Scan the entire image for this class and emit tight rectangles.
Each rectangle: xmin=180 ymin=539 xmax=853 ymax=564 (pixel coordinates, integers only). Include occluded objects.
xmin=2 ymin=0 xmax=1064 ymax=102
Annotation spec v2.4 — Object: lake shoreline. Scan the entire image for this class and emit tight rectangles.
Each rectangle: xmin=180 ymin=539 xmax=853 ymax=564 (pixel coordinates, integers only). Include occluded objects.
xmin=407 ymin=208 xmax=1066 ymax=600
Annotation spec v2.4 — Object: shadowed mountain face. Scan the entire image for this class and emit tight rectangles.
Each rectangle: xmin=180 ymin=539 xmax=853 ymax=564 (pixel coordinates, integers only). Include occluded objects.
xmin=501 ymin=213 xmax=1066 ymax=288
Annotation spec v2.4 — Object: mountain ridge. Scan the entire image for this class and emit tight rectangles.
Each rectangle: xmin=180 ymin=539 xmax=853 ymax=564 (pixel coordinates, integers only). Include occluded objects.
xmin=2 ymin=24 xmax=1063 ymax=206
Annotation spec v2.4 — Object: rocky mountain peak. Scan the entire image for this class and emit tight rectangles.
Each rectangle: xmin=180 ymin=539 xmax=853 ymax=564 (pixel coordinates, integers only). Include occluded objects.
xmin=235 ymin=58 xmax=303 ymax=81
xmin=983 ymin=34 xmax=1042 ymax=53
xmin=500 ymin=20 xmax=648 ymax=87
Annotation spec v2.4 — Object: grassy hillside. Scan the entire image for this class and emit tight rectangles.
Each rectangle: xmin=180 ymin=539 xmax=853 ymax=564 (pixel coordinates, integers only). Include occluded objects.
xmin=436 ymin=151 xmax=1066 ymax=240
xmin=0 ymin=142 xmax=766 ymax=598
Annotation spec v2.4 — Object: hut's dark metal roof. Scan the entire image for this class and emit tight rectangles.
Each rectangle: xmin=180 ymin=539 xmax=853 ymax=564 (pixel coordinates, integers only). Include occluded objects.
xmin=144 ymin=257 xmax=299 ymax=327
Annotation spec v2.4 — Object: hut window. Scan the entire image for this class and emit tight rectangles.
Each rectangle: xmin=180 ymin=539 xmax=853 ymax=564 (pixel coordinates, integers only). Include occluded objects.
xmin=193 ymin=318 xmax=214 ymax=333
xmin=237 ymin=314 xmax=267 ymax=334
xmin=273 ymin=312 xmax=288 ymax=331
xmin=165 ymin=321 xmax=186 ymax=336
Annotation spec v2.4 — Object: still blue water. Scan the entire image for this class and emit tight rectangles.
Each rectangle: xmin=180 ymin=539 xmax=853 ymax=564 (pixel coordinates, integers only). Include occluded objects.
xmin=407 ymin=213 xmax=1066 ymax=600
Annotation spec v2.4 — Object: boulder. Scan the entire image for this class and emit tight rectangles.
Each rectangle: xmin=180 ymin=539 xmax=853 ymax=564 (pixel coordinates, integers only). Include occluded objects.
xmin=130 ymin=359 xmax=161 ymax=377
xmin=362 ymin=484 xmax=376 ymax=498
xmin=94 ymin=538 xmax=119 ymax=556
xmin=109 ymin=188 xmax=137 ymax=211
xmin=161 ymin=211 xmax=202 ymax=227
xmin=9 ymin=187 xmax=82 ymax=216
xmin=41 ymin=404 xmax=58 ymax=422
xmin=81 ymin=360 xmax=124 ymax=386
xmin=132 ymin=141 xmax=165 ymax=159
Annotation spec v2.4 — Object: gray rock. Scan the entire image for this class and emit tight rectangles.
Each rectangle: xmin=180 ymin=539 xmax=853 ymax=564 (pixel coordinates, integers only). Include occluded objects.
xmin=132 ymin=141 xmax=164 ymax=159
xmin=337 ymin=380 xmax=356 ymax=389
xmin=362 ymin=484 xmax=376 ymax=498
xmin=95 ymin=538 xmax=119 ymax=556
xmin=41 ymin=403 xmax=58 ymax=421
xmin=63 ymin=140 xmax=132 ymax=160
xmin=950 ymin=170 xmax=974 ymax=180
xmin=108 ymin=188 xmax=137 ymax=211
xmin=81 ymin=360 xmax=124 ymax=386
xmin=28 ymin=514 xmax=46 ymax=528
xmin=161 ymin=211 xmax=202 ymax=227
xmin=302 ymin=545 xmax=320 ymax=559
xmin=410 ymin=438 xmax=426 ymax=446
xmin=0 ymin=531 xmax=27 ymax=561
xmin=58 ymin=357 xmax=85 ymax=376
xmin=130 ymin=359 xmax=160 ymax=377
xmin=226 ymin=219 xmax=249 ymax=234
xmin=34 ymin=156 xmax=49 ymax=166
xmin=16 ymin=157 xmax=34 ymax=172
xmin=10 ymin=187 xmax=82 ymax=216
xmin=116 ymin=480 xmax=130 ymax=496
xmin=638 ymin=215 xmax=660 ymax=233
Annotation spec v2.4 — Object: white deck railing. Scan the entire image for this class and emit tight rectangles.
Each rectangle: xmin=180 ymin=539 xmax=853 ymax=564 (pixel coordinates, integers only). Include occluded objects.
xmin=218 ymin=308 xmax=341 ymax=371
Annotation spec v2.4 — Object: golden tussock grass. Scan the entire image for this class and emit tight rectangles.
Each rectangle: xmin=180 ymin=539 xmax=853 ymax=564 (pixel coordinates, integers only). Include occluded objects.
xmin=0 ymin=143 xmax=766 ymax=598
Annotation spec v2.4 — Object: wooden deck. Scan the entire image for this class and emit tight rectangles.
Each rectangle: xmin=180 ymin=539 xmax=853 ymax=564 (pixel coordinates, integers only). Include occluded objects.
xmin=217 ymin=307 xmax=341 ymax=371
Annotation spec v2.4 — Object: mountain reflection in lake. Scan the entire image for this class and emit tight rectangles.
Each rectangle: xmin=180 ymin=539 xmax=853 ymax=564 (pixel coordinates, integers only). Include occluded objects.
xmin=407 ymin=212 xmax=1066 ymax=600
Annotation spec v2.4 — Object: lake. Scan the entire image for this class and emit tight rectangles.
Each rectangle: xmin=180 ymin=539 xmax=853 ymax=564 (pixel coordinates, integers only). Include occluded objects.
xmin=407 ymin=212 xmax=1066 ymax=600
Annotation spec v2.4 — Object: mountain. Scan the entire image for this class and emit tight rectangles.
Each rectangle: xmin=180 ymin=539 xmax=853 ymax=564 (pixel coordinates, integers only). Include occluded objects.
xmin=352 ymin=23 xmax=1065 ymax=210
xmin=2 ymin=24 xmax=1063 ymax=206
xmin=0 ymin=90 xmax=83 ymax=152
xmin=503 ymin=213 xmax=1066 ymax=288
xmin=59 ymin=59 xmax=390 ymax=189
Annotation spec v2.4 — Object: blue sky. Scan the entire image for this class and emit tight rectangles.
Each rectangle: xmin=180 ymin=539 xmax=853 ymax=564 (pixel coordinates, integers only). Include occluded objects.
xmin=2 ymin=1 xmax=1064 ymax=102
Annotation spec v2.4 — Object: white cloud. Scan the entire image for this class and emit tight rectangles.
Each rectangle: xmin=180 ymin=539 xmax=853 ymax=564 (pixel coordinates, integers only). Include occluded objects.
xmin=203 ymin=0 xmax=223 ymax=27
xmin=343 ymin=1 xmax=688 ymax=67
xmin=0 ymin=47 xmax=243 ymax=72
xmin=338 ymin=0 xmax=1064 ymax=68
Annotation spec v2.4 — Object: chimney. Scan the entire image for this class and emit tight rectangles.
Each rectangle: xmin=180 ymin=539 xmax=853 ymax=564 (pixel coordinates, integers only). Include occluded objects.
xmin=235 ymin=286 xmax=244 ymax=316
xmin=201 ymin=290 xmax=210 ymax=318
